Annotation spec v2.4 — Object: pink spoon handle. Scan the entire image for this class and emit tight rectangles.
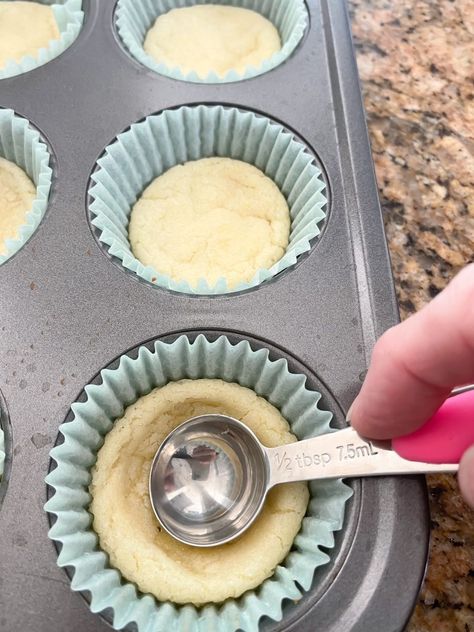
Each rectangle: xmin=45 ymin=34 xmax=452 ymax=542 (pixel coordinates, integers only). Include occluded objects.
xmin=393 ymin=389 xmax=474 ymax=464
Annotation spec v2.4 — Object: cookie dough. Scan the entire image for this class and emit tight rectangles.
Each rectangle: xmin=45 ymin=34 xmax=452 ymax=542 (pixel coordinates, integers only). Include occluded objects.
xmin=143 ymin=5 xmax=281 ymax=78
xmin=0 ymin=2 xmax=60 ymax=69
xmin=90 ymin=379 xmax=309 ymax=605
xmin=0 ymin=157 xmax=36 ymax=256
xmin=128 ymin=157 xmax=290 ymax=289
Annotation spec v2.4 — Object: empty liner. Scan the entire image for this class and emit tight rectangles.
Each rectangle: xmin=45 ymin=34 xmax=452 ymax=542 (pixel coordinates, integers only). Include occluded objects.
xmin=0 ymin=0 xmax=84 ymax=80
xmin=115 ymin=0 xmax=308 ymax=83
xmin=89 ymin=105 xmax=327 ymax=294
xmin=45 ymin=334 xmax=352 ymax=632
xmin=0 ymin=109 xmax=53 ymax=264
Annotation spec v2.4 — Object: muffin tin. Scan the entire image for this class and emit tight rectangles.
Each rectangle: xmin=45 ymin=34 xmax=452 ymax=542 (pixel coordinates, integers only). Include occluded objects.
xmin=0 ymin=1 xmax=429 ymax=631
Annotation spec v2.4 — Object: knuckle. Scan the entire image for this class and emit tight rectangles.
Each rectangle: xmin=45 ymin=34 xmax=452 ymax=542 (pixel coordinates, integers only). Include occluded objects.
xmin=451 ymin=264 xmax=474 ymax=297
xmin=375 ymin=325 xmax=398 ymax=353
xmin=451 ymin=267 xmax=474 ymax=350
xmin=372 ymin=326 xmax=399 ymax=359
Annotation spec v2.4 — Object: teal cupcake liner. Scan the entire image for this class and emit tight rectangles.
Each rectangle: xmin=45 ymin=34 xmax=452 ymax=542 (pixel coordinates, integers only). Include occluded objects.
xmin=45 ymin=334 xmax=352 ymax=632
xmin=89 ymin=105 xmax=327 ymax=295
xmin=115 ymin=0 xmax=308 ymax=83
xmin=0 ymin=109 xmax=53 ymax=264
xmin=0 ymin=0 xmax=84 ymax=80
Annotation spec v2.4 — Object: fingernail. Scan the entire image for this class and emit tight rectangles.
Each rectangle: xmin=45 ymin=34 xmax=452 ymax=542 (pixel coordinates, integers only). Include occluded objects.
xmin=346 ymin=398 xmax=358 ymax=423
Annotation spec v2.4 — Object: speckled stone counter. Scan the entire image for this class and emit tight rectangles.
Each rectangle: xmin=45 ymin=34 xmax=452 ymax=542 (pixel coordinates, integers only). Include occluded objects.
xmin=349 ymin=1 xmax=474 ymax=630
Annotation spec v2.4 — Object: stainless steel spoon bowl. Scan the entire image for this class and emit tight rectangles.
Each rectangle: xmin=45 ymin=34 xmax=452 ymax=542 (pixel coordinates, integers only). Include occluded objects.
xmin=149 ymin=415 xmax=267 ymax=547
xmin=149 ymin=413 xmax=457 ymax=547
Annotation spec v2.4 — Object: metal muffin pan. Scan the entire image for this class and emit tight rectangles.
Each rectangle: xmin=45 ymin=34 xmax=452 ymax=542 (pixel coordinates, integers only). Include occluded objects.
xmin=0 ymin=1 xmax=429 ymax=631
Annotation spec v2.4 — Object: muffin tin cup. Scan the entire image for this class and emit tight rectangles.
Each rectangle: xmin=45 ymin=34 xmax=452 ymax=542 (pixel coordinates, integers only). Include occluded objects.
xmin=0 ymin=0 xmax=84 ymax=80
xmin=89 ymin=104 xmax=327 ymax=295
xmin=0 ymin=391 xmax=11 ymax=509
xmin=115 ymin=0 xmax=308 ymax=83
xmin=0 ymin=427 xmax=4 ymax=480
xmin=0 ymin=109 xmax=53 ymax=264
xmin=45 ymin=333 xmax=352 ymax=632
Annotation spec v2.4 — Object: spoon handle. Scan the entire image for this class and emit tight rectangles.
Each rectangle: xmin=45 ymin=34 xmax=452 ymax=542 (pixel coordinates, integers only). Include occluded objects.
xmin=265 ymin=427 xmax=457 ymax=487
xmin=393 ymin=387 xmax=474 ymax=463
xmin=265 ymin=387 xmax=474 ymax=487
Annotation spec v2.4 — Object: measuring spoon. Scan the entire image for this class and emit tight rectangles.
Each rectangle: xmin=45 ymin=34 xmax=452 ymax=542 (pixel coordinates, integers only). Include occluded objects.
xmin=149 ymin=386 xmax=474 ymax=547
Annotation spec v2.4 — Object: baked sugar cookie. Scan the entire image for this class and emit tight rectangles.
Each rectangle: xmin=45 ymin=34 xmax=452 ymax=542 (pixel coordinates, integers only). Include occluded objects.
xmin=90 ymin=379 xmax=308 ymax=605
xmin=128 ymin=157 xmax=290 ymax=289
xmin=143 ymin=5 xmax=281 ymax=78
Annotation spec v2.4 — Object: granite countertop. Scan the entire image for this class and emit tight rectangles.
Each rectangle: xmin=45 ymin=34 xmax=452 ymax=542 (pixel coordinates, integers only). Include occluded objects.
xmin=349 ymin=1 xmax=474 ymax=630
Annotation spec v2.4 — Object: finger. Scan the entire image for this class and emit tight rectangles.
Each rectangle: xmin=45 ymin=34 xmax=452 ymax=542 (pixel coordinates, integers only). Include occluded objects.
xmin=458 ymin=446 xmax=474 ymax=509
xmin=350 ymin=264 xmax=474 ymax=439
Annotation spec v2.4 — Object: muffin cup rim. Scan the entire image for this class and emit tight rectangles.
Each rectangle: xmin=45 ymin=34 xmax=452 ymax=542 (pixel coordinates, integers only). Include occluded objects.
xmin=88 ymin=103 xmax=328 ymax=296
xmin=114 ymin=0 xmax=309 ymax=84
xmin=45 ymin=332 xmax=353 ymax=632
xmin=0 ymin=108 xmax=54 ymax=265
xmin=0 ymin=0 xmax=85 ymax=81
xmin=0 ymin=390 xmax=12 ymax=510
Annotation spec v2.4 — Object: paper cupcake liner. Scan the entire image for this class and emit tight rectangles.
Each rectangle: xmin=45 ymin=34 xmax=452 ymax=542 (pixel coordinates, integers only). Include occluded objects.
xmin=0 ymin=0 xmax=84 ymax=80
xmin=0 ymin=109 xmax=53 ymax=264
xmin=115 ymin=0 xmax=308 ymax=83
xmin=89 ymin=105 xmax=327 ymax=295
xmin=45 ymin=334 xmax=352 ymax=632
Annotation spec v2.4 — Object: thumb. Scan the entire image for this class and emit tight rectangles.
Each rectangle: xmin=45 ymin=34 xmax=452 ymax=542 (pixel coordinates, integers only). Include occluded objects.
xmin=458 ymin=446 xmax=474 ymax=509
xmin=350 ymin=264 xmax=474 ymax=439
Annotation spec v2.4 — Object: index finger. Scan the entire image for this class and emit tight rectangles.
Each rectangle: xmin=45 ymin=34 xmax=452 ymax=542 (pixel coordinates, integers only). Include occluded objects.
xmin=349 ymin=264 xmax=474 ymax=439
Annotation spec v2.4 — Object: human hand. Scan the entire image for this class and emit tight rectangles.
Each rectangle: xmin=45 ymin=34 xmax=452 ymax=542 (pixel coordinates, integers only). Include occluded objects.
xmin=349 ymin=264 xmax=474 ymax=507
